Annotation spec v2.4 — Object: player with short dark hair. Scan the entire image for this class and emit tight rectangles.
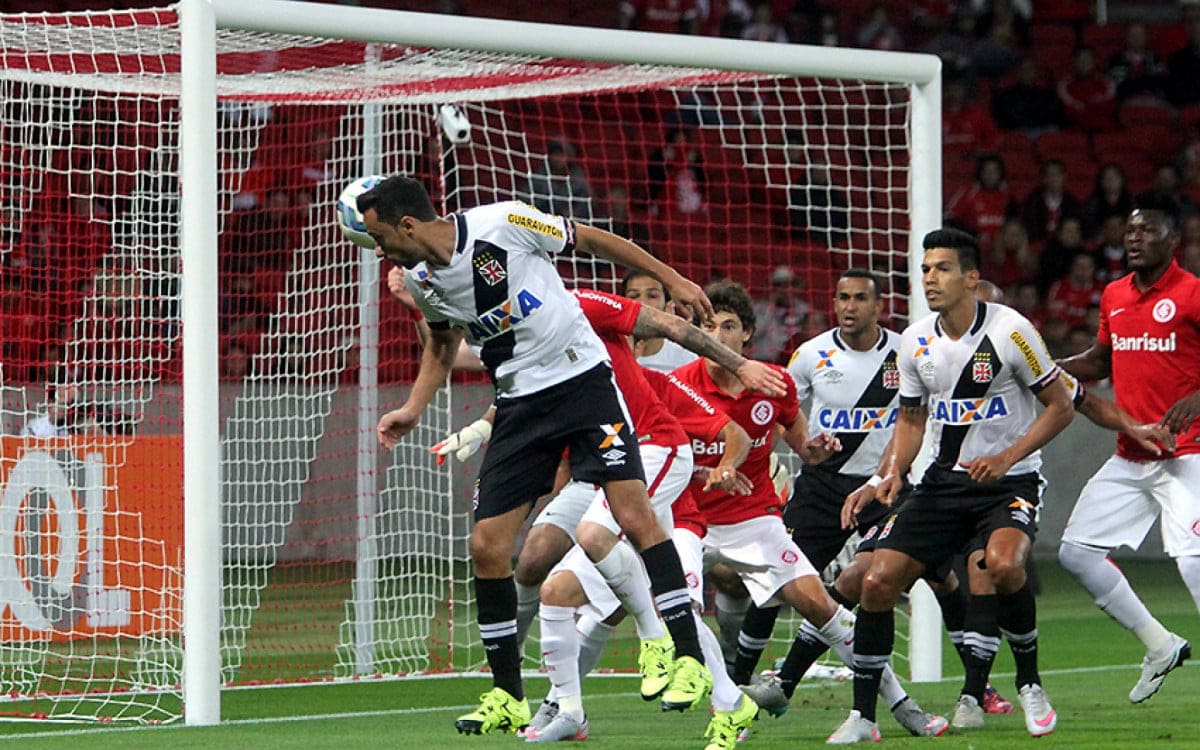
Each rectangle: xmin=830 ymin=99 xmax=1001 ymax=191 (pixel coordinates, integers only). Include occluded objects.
xmin=828 ymin=228 xmax=1075 ymax=743
xmin=360 ymin=176 xmax=725 ymax=735
xmin=1058 ymin=202 xmax=1200 ymax=704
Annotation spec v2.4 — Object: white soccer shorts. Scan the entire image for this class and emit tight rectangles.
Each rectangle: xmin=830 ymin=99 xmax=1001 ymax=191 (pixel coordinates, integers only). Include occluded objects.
xmin=703 ymin=515 xmax=819 ymax=607
xmin=1063 ymin=453 xmax=1200 ymax=557
xmin=579 ymin=442 xmax=692 ymax=537
xmin=531 ymin=479 xmax=596 ymax=543
xmin=551 ymin=543 xmax=626 ymax=623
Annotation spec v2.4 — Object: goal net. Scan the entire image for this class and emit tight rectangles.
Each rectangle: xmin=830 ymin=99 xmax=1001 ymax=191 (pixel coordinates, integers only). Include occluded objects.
xmin=0 ymin=1 xmax=938 ymax=724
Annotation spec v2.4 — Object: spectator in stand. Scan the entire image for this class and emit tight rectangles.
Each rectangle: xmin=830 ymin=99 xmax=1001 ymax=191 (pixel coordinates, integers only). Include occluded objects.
xmin=21 ymin=383 xmax=75 ymax=438
xmin=525 ymin=138 xmax=594 ymax=221
xmin=604 ymin=184 xmax=648 ymax=247
xmin=969 ymin=14 xmax=1022 ymax=80
xmin=647 ymin=127 xmax=706 ymax=219
xmin=1021 ymin=159 xmax=1083 ymax=246
xmin=1064 ymin=325 xmax=1095 ymax=357
xmin=921 ymin=10 xmax=982 ymax=84
xmin=1167 ymin=14 xmax=1200 ymax=107
xmin=750 ymin=265 xmax=809 ymax=364
xmin=855 ymin=5 xmax=903 ymax=51
xmin=1138 ymin=163 xmax=1194 ymax=220
xmin=1081 ymin=163 xmax=1135 ymax=239
xmin=741 ymin=2 xmax=787 ymax=42
xmin=1083 ymin=303 xmax=1101 ymax=337
xmin=987 ymin=217 xmax=1038 ymax=289
xmin=291 ymin=127 xmax=335 ymax=207
xmin=1041 ymin=315 xmax=1073 ymax=359
xmin=224 ymin=188 xmax=296 ymax=275
xmin=219 ymin=274 xmax=269 ymax=336
xmin=1037 ymin=215 xmax=1088 ymax=292
xmin=1046 ymin=252 xmax=1105 ymax=328
xmin=1059 ymin=46 xmax=1119 ymax=132
xmin=220 ymin=340 xmax=253 ymax=381
xmin=1011 ymin=281 xmax=1046 ymax=327
xmin=806 ymin=8 xmax=841 ymax=46
xmin=947 ymin=153 xmax=1017 ymax=251
xmin=788 ymin=157 xmax=848 ymax=249
xmin=1094 ymin=214 xmax=1129 ymax=283
xmin=943 ymin=77 xmax=1000 ymax=156
xmin=992 ymin=57 xmax=1063 ymax=135
xmin=619 ymin=0 xmax=700 ymax=34
xmin=1184 ymin=239 xmax=1200 ymax=276
xmin=1107 ymin=22 xmax=1169 ymax=103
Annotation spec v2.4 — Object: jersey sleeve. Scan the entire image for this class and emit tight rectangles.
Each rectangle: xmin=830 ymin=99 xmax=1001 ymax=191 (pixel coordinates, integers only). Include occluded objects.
xmin=645 ymin=368 xmax=729 ymax=443
xmin=897 ymin=327 xmax=926 ymax=407
xmin=403 ymin=268 xmax=450 ymax=329
xmin=1005 ymin=313 xmax=1061 ymax=393
xmin=1096 ymin=284 xmax=1113 ymax=345
xmin=495 ymin=201 xmax=576 ymax=258
xmin=774 ymin=367 xmax=802 ymax=428
xmin=573 ymin=290 xmax=641 ymax=338
xmin=785 ymin=344 xmax=812 ymax=402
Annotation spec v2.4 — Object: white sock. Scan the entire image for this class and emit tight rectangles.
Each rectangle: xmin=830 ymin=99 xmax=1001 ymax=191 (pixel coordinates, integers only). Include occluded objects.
xmin=539 ymin=603 xmax=583 ymax=720
xmin=697 ymin=610 xmax=742 ymax=711
xmin=594 ymin=543 xmax=664 ymax=640
xmin=516 ymin=581 xmax=541 ymax=651
xmin=1061 ymin=541 xmax=1170 ymax=652
xmin=1175 ymin=555 xmax=1200 ymax=615
xmin=577 ymin=616 xmax=615 ymax=681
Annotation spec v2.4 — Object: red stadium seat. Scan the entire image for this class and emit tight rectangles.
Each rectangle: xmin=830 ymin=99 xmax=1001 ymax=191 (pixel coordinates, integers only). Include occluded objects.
xmin=1035 ymin=130 xmax=1090 ymax=161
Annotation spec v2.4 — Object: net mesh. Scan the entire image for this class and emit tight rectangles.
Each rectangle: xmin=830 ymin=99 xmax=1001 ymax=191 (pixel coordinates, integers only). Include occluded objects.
xmin=0 ymin=6 xmax=919 ymax=723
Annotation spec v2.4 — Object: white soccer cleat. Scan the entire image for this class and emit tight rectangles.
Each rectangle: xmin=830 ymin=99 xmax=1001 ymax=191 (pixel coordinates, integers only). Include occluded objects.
xmin=523 ymin=713 xmax=589 ymax=743
xmin=739 ymin=674 xmax=790 ymax=718
xmin=518 ymin=700 xmax=559 ymax=738
xmin=1017 ymin=683 xmax=1056 ymax=737
xmin=950 ymin=694 xmax=985 ymax=729
xmin=1129 ymin=634 xmax=1191 ymax=704
xmin=890 ymin=697 xmax=949 ymax=737
xmin=826 ymin=710 xmax=882 ymax=744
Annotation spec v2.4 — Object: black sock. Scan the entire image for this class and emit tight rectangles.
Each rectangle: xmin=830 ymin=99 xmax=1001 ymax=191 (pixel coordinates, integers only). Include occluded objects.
xmin=730 ymin=603 xmax=781 ymax=685
xmin=641 ymin=540 xmax=703 ymax=662
xmin=826 ymin=583 xmax=856 ymax=610
xmin=935 ymin=584 xmax=969 ymax=669
xmin=998 ymin=582 xmax=1041 ymax=689
xmin=961 ymin=593 xmax=1000 ymax=703
xmin=852 ymin=608 xmax=893 ymax=722
xmin=475 ymin=576 xmax=522 ymax=699
xmin=778 ymin=620 xmax=829 ymax=698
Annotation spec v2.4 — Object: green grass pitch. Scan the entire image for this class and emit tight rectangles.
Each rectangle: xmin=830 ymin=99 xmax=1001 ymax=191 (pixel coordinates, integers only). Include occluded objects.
xmin=0 ymin=559 xmax=1195 ymax=749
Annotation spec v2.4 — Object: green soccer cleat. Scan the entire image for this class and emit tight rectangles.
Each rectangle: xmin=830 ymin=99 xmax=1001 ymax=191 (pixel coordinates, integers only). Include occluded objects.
xmin=704 ymin=694 xmax=758 ymax=750
xmin=638 ymin=634 xmax=675 ymax=700
xmin=660 ymin=655 xmax=713 ymax=712
xmin=454 ymin=687 xmax=532 ymax=735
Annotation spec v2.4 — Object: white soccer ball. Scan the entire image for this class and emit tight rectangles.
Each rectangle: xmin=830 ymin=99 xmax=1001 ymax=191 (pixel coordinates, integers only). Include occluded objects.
xmin=336 ymin=175 xmax=386 ymax=248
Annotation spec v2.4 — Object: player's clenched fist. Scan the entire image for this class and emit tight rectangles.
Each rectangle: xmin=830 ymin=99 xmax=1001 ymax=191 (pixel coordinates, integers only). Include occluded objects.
xmin=377 ymin=407 xmax=420 ymax=450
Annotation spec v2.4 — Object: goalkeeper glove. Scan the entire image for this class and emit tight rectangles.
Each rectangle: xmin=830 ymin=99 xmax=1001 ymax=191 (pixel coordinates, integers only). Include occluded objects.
xmin=768 ymin=452 xmax=793 ymax=504
xmin=430 ymin=418 xmax=492 ymax=465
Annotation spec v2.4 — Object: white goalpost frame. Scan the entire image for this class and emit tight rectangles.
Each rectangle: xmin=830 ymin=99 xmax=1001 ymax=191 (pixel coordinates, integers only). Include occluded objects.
xmin=177 ymin=0 xmax=943 ymax=725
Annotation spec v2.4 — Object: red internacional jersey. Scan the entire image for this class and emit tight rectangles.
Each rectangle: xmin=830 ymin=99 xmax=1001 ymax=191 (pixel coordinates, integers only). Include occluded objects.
xmin=670 ymin=357 xmax=800 ymax=525
xmin=1097 ymin=261 xmax=1200 ymax=460
xmin=572 ymin=290 xmax=688 ymax=449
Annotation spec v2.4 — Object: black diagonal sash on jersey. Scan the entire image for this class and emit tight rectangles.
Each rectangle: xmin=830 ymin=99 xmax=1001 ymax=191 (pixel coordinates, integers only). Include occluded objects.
xmin=470 ymin=241 xmax=515 ymax=382
xmin=933 ymin=335 xmax=1004 ymax=469
xmin=824 ymin=350 xmax=899 ymax=474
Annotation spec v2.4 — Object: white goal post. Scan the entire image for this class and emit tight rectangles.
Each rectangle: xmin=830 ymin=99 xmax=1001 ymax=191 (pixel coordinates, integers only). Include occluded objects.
xmin=180 ymin=0 xmax=943 ymax=725
xmin=0 ymin=0 xmax=941 ymax=728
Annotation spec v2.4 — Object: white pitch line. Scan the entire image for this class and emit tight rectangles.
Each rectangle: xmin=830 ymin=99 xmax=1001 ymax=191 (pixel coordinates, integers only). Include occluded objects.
xmin=0 ymin=660 xmax=1187 ymax=741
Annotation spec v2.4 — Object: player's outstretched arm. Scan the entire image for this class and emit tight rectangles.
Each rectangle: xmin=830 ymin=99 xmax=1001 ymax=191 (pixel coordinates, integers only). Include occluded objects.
xmin=780 ymin=410 xmax=842 ymax=465
xmin=378 ymin=325 xmax=462 ymax=449
xmin=702 ymin=420 xmax=754 ymax=494
xmin=1075 ymin=388 xmax=1176 ymax=455
xmin=631 ymin=303 xmax=786 ymax=395
xmin=1057 ymin=341 xmax=1113 ymax=383
xmin=574 ymin=224 xmax=714 ymax=323
xmin=959 ymin=373 xmax=1074 ymax=482
xmin=387 ymin=266 xmax=485 ymax=372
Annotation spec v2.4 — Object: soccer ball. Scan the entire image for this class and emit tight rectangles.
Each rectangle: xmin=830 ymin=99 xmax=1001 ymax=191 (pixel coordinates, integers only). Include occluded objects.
xmin=336 ymin=175 xmax=386 ymax=248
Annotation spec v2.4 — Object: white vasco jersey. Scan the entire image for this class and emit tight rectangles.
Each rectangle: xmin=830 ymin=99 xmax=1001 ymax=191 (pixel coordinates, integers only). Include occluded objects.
xmin=637 ymin=338 xmax=698 ymax=373
xmin=898 ymin=301 xmax=1060 ymax=476
xmin=403 ymin=201 xmax=608 ymax=399
xmin=787 ymin=327 xmax=901 ymax=477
